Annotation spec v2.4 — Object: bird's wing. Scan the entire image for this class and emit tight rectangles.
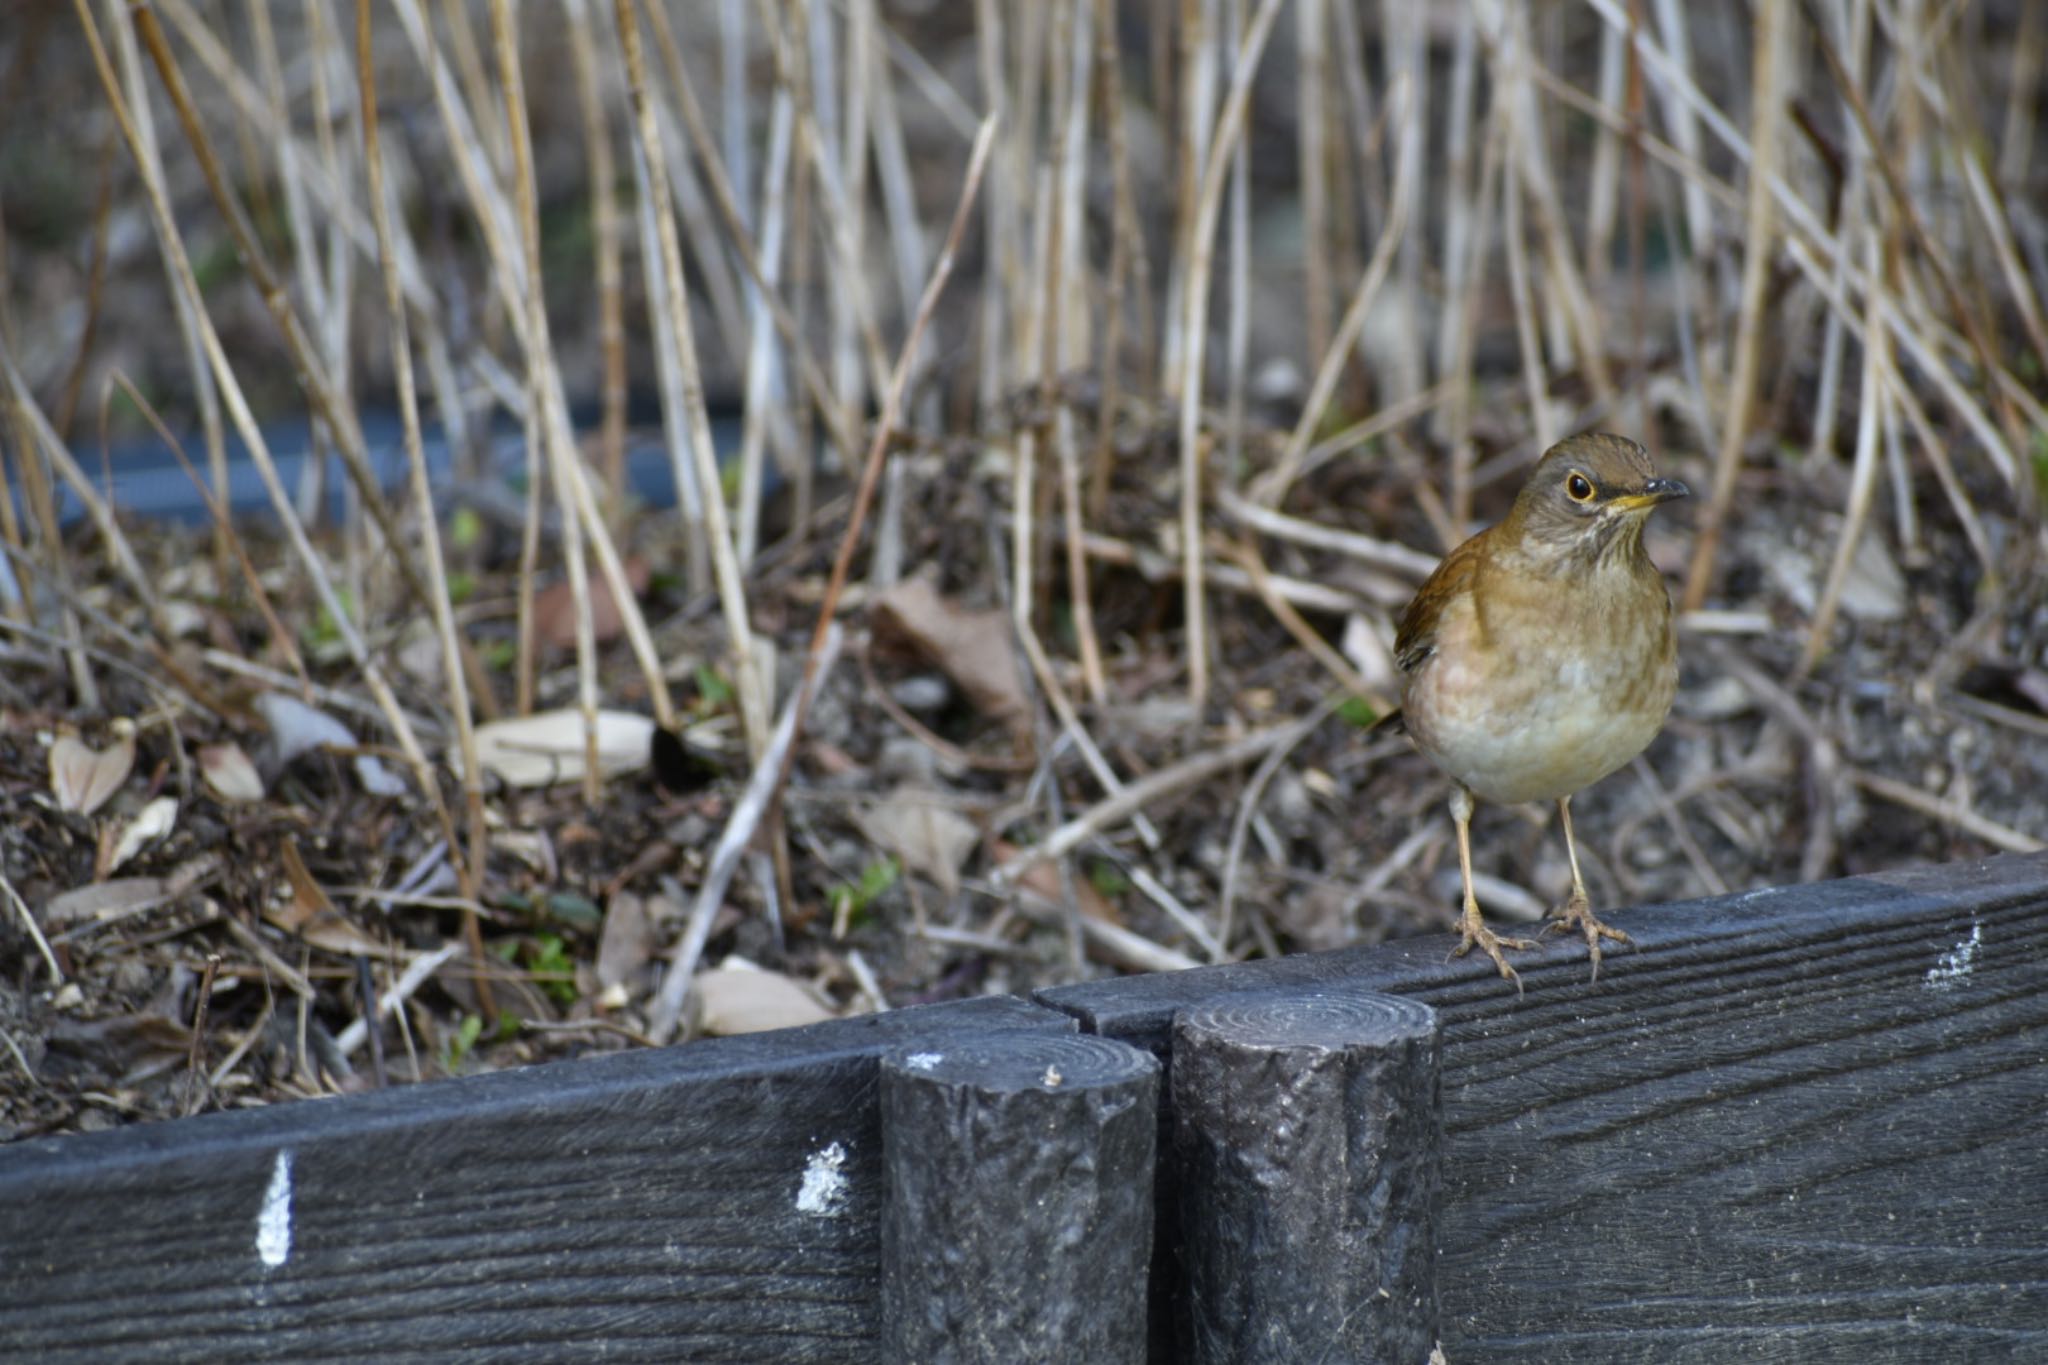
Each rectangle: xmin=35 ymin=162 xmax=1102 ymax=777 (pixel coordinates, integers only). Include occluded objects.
xmin=1392 ymin=530 xmax=1487 ymax=674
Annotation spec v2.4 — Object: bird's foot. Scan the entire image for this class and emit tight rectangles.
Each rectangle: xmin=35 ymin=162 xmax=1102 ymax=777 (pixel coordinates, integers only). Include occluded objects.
xmin=1452 ymin=917 xmax=1537 ymax=990
xmin=1543 ymin=893 xmax=1632 ymax=981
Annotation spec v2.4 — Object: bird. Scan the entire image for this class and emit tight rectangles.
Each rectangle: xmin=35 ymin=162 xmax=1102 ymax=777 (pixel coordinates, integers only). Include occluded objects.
xmin=1387 ymin=432 xmax=1687 ymax=986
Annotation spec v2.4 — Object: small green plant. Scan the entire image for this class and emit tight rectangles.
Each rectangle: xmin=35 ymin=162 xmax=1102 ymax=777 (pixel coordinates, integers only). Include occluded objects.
xmin=524 ymin=933 xmax=579 ymax=1005
xmin=300 ymin=586 xmax=358 ymax=656
xmin=694 ymin=662 xmax=735 ymax=710
xmin=1338 ymin=695 xmax=1380 ymax=729
xmin=449 ymin=505 xmax=485 ymax=551
xmin=829 ymin=856 xmax=900 ymax=933
xmin=443 ymin=1013 xmax=484 ymax=1070
xmin=1087 ymin=859 xmax=1132 ymax=897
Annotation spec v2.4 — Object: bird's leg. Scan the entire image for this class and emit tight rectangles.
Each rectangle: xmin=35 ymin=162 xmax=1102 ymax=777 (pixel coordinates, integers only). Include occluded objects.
xmin=1447 ymin=785 xmax=1533 ymax=986
xmin=1543 ymin=796 xmax=1632 ymax=979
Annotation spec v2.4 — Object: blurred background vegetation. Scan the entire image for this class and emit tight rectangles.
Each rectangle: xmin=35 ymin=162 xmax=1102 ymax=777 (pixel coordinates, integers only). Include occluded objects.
xmin=0 ymin=0 xmax=2043 ymax=1131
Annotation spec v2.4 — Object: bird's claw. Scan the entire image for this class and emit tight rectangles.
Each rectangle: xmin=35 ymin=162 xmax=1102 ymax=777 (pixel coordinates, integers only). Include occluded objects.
xmin=1453 ymin=919 xmax=1536 ymax=992
xmin=1543 ymin=894 xmax=1632 ymax=981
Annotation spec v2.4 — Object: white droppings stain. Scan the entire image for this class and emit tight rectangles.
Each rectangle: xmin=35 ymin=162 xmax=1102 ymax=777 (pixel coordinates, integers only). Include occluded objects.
xmin=256 ymin=1150 xmax=293 ymax=1268
xmin=796 ymin=1141 xmax=850 ymax=1218
xmin=904 ymin=1052 xmax=943 ymax=1071
xmin=1925 ymin=922 xmax=1982 ymax=991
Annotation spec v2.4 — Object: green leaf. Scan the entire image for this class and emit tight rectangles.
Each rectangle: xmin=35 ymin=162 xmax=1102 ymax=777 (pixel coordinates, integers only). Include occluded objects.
xmin=445 ymin=1012 xmax=484 ymax=1069
xmin=1086 ymin=859 xmax=1132 ymax=897
xmin=542 ymin=891 xmax=603 ymax=932
xmin=694 ymin=663 xmax=735 ymax=708
xmin=1337 ymin=695 xmax=1380 ymax=729
xmin=450 ymin=505 xmax=484 ymax=551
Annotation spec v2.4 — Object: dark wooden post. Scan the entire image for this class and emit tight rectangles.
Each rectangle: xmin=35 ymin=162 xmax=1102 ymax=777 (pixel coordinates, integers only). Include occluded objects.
xmin=1170 ymin=987 xmax=1442 ymax=1363
xmin=879 ymin=1030 xmax=1160 ymax=1364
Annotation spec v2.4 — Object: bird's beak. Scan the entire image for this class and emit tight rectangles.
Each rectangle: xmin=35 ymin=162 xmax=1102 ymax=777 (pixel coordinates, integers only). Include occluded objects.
xmin=1609 ymin=477 xmax=1689 ymax=512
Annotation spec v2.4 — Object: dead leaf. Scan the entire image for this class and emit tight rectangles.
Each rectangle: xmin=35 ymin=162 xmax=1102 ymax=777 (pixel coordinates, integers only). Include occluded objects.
xmin=534 ymin=555 xmax=651 ymax=650
xmin=693 ymin=960 xmax=834 ymax=1035
xmin=992 ymin=839 xmax=1122 ymax=926
xmin=853 ymin=787 xmax=980 ymax=895
xmin=254 ymin=692 xmax=405 ymax=797
xmin=43 ymin=856 xmax=222 ymax=930
xmin=268 ymin=838 xmax=387 ymax=957
xmin=275 ymin=837 xmax=336 ymax=927
xmin=45 ymin=1011 xmax=192 ymax=1073
xmin=50 ymin=732 xmax=135 ymax=816
xmin=43 ymin=876 xmax=172 ymax=928
xmin=198 ymin=742 xmax=265 ymax=803
xmin=468 ymin=709 xmax=656 ymax=787
xmin=871 ymin=576 xmax=1029 ymax=739
xmin=107 ymin=796 xmax=177 ymax=874
xmin=596 ymin=890 xmax=661 ymax=992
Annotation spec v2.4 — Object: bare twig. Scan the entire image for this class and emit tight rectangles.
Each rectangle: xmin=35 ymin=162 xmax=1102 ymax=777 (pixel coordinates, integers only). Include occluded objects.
xmin=991 ymin=724 xmax=1301 ymax=888
xmin=650 ymin=623 xmax=845 ymax=1045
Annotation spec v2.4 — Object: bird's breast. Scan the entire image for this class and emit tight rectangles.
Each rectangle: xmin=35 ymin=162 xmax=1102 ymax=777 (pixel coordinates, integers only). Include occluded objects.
xmin=1400 ymin=564 xmax=1677 ymax=806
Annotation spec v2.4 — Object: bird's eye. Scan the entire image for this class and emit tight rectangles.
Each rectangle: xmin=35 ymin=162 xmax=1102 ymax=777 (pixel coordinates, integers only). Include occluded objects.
xmin=1565 ymin=473 xmax=1595 ymax=502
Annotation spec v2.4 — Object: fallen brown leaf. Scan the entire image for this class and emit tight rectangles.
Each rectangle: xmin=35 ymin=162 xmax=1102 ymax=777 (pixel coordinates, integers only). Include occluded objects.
xmin=693 ymin=960 xmax=835 ymax=1036
xmin=50 ymin=732 xmax=135 ymax=816
xmin=871 ymin=576 xmax=1030 ymax=741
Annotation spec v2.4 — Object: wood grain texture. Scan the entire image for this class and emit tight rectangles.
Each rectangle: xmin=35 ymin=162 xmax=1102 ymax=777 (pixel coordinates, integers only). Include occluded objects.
xmin=880 ymin=1032 xmax=1158 ymax=1363
xmin=0 ymin=995 xmax=1071 ymax=1363
xmin=1042 ymin=852 xmax=2048 ymax=1363
xmin=4 ymin=855 xmax=2043 ymax=1361
xmin=1170 ymin=988 xmax=1442 ymax=1362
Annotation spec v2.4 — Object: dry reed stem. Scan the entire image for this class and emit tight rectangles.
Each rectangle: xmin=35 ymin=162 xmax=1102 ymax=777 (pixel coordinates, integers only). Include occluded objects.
xmin=650 ymin=622 xmax=846 ymax=1046
xmin=1503 ymin=138 xmax=1552 ymax=453
xmin=361 ymin=0 xmax=490 ymax=990
xmin=1218 ymin=695 xmax=1340 ymax=961
xmin=1849 ymin=770 xmax=2046 ymax=856
xmin=1049 ymin=0 xmax=1106 ymax=704
xmin=1264 ymin=79 xmax=1418 ymax=508
xmin=0 ymin=340 xmax=96 ymax=704
xmin=1296 ymin=0 xmax=1331 ymax=368
xmin=784 ymin=115 xmax=999 ymax=782
xmin=103 ymin=0 xmax=229 ymax=582
xmin=1012 ymin=621 xmax=1164 ymax=853
xmin=736 ymin=81 xmax=796 ymax=569
xmin=1218 ymin=490 xmax=1439 ymax=579
xmin=1215 ymin=536 xmax=1379 ymax=704
xmin=1682 ymin=0 xmax=1791 ymax=612
xmin=386 ymin=0 xmax=676 ymax=732
xmin=492 ymin=0 xmax=603 ymax=806
xmin=1176 ymin=0 xmax=1286 ymax=708
xmin=991 ymin=722 xmax=1300 ymax=889
xmin=73 ymin=0 xmax=443 ymax=822
xmin=616 ymin=0 xmax=763 ymax=750
xmin=107 ymin=373 xmax=309 ymax=697
xmin=645 ymin=3 xmax=859 ymax=464
xmin=566 ymin=0 xmax=629 ymax=514
xmin=1799 ymin=226 xmax=1893 ymax=676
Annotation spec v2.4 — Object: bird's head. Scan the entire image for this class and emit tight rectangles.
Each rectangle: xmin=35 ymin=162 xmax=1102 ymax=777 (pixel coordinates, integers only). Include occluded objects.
xmin=1505 ymin=433 xmax=1689 ymax=568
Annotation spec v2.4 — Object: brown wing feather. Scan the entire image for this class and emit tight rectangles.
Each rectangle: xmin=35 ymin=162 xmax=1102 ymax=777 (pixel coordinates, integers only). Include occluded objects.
xmin=1393 ymin=528 xmax=1491 ymax=675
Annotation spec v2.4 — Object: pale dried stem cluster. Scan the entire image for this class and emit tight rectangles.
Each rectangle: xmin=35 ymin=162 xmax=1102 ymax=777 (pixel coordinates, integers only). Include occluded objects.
xmin=1 ymin=0 xmax=2038 ymax=1000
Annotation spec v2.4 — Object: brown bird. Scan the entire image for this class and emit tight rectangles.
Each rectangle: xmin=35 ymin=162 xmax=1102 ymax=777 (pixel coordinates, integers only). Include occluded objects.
xmin=1390 ymin=433 xmax=1687 ymax=985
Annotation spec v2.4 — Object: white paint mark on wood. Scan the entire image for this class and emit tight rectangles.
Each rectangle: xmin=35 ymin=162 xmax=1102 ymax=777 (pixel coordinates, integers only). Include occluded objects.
xmin=1925 ymin=922 xmax=1982 ymax=991
xmin=796 ymin=1141 xmax=849 ymax=1217
xmin=256 ymin=1150 xmax=293 ymax=1268
xmin=904 ymin=1052 xmax=943 ymax=1071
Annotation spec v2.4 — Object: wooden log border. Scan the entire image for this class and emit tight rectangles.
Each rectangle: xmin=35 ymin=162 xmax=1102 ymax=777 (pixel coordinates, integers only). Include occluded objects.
xmin=3 ymin=852 xmax=2045 ymax=1361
